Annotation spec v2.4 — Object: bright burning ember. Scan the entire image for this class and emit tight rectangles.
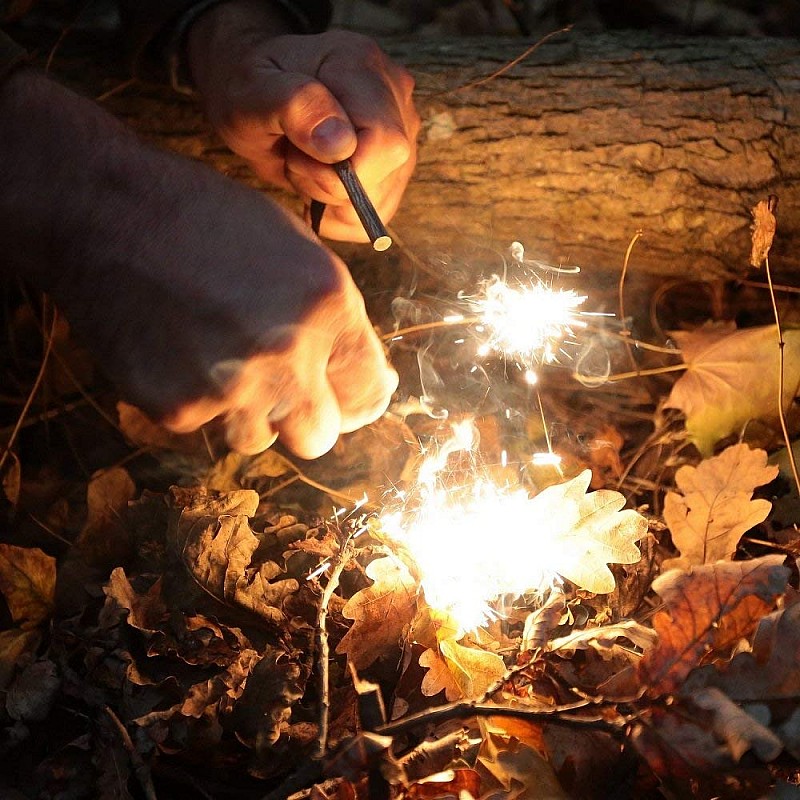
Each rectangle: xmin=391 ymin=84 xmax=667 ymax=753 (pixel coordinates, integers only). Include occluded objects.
xmin=378 ymin=421 xmax=646 ymax=635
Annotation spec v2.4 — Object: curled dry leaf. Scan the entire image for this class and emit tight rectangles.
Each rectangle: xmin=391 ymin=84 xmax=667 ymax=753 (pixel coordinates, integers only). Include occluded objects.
xmin=336 ymin=556 xmax=418 ymax=670
xmin=638 ymin=555 xmax=789 ymax=695
xmin=168 ymin=487 xmax=298 ymax=625
xmin=665 ymin=323 xmax=800 ymax=455
xmin=663 ymin=443 xmax=777 ymax=569
xmin=0 ymin=544 xmax=56 ymax=630
xmin=0 ymin=629 xmax=40 ymax=692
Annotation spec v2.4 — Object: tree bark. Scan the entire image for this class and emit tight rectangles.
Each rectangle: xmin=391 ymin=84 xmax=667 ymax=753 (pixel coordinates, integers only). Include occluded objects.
xmin=61 ymin=33 xmax=800 ymax=283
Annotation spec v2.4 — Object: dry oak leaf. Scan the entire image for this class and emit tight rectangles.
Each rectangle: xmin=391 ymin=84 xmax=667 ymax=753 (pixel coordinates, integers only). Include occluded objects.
xmin=169 ymin=487 xmax=298 ymax=624
xmin=336 ymin=556 xmax=418 ymax=670
xmin=663 ymin=444 xmax=777 ymax=569
xmin=533 ymin=469 xmax=645 ymax=594
xmin=665 ymin=323 xmax=800 ymax=455
xmin=477 ymin=725 xmax=568 ymax=800
xmin=0 ymin=544 xmax=56 ymax=629
xmin=685 ymin=598 xmax=800 ymax=703
xmin=638 ymin=555 xmax=789 ymax=696
xmin=418 ymin=638 xmax=505 ymax=700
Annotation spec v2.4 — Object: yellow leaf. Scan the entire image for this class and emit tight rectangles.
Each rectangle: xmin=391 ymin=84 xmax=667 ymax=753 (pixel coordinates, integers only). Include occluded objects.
xmin=419 ymin=646 xmax=462 ymax=700
xmin=419 ymin=635 xmax=505 ymax=700
xmin=663 ymin=444 xmax=778 ymax=568
xmin=0 ymin=545 xmax=55 ymax=630
xmin=665 ymin=323 xmax=800 ymax=455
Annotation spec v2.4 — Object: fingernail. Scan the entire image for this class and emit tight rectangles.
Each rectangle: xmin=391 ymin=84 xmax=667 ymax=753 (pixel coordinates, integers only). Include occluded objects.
xmin=311 ymin=117 xmax=354 ymax=156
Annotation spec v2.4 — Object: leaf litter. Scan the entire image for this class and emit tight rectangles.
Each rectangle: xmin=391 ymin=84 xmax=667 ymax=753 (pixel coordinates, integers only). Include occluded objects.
xmin=3 ymin=204 xmax=800 ymax=799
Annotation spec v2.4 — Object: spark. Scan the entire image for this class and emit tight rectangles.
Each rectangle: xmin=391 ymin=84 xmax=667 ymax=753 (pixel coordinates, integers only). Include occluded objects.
xmin=472 ymin=275 xmax=587 ymax=367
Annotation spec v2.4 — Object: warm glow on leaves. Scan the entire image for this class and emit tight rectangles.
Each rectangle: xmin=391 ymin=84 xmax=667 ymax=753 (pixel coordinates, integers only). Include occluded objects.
xmin=665 ymin=323 xmax=800 ymax=455
xmin=419 ymin=638 xmax=506 ymax=700
xmin=336 ymin=556 xmax=418 ymax=670
xmin=380 ymin=468 xmax=646 ymax=634
xmin=639 ymin=556 xmax=789 ymax=695
xmin=663 ymin=444 xmax=777 ymax=569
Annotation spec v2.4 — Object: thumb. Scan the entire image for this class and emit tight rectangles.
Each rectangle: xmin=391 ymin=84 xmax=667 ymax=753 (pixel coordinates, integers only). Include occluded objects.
xmin=267 ymin=73 xmax=357 ymax=163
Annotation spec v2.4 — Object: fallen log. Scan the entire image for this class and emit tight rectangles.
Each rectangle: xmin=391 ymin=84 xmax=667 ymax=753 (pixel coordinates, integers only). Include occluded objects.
xmin=52 ymin=32 xmax=800 ymax=283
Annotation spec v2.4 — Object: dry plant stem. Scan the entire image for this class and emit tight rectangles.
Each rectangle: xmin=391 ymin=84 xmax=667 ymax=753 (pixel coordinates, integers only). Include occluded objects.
xmin=0 ymin=308 xmax=57 ymax=476
xmin=377 ymin=701 xmax=623 ymax=738
xmin=764 ymin=254 xmax=800 ymax=496
xmin=740 ymin=278 xmax=800 ymax=295
xmin=103 ymin=706 xmax=158 ymax=800
xmin=440 ymin=25 xmax=573 ymax=96
xmin=576 ymin=363 xmax=687 ymax=384
xmin=618 ymin=230 xmax=644 ymax=373
xmin=382 ymin=317 xmax=480 ymax=341
xmin=314 ymin=533 xmax=356 ymax=759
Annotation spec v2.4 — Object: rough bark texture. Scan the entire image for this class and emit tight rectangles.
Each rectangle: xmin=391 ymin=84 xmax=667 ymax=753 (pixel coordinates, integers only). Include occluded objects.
xmin=60 ymin=33 xmax=800 ymax=283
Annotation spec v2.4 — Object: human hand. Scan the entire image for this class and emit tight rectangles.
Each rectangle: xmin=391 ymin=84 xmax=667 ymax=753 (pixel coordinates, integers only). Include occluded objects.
xmin=1 ymin=69 xmax=398 ymax=458
xmin=187 ymin=1 xmax=419 ymax=242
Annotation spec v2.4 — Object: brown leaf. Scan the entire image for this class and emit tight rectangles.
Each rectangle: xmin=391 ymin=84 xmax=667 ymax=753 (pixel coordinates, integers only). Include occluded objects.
xmin=336 ymin=556 xmax=418 ymax=670
xmin=750 ymin=197 xmax=777 ymax=268
xmin=229 ymin=645 xmax=305 ymax=748
xmin=663 ymin=444 xmax=777 ymax=568
xmin=0 ymin=629 xmax=40 ymax=692
xmin=101 ymin=567 xmax=168 ymax=633
xmin=639 ymin=555 xmax=789 ymax=695
xmin=404 ymin=769 xmax=482 ymax=799
xmin=477 ymin=725 xmax=568 ymax=799
xmin=170 ymin=488 xmax=299 ymax=625
xmin=0 ymin=544 xmax=56 ymax=629
xmin=76 ymin=467 xmax=136 ymax=568
xmin=437 ymin=638 xmax=505 ymax=699
xmin=2 ymin=451 xmax=21 ymax=508
xmin=687 ymin=598 xmax=800 ymax=702
xmin=665 ymin=323 xmax=800 ymax=455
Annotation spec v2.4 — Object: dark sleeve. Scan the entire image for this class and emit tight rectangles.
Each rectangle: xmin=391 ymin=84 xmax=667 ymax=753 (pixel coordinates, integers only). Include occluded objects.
xmin=0 ymin=28 xmax=27 ymax=83
xmin=118 ymin=0 xmax=332 ymax=86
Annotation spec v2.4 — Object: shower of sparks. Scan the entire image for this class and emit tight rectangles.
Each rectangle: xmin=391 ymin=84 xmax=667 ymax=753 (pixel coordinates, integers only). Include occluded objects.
xmin=472 ymin=275 xmax=588 ymax=366
xmin=377 ymin=420 xmax=643 ymax=636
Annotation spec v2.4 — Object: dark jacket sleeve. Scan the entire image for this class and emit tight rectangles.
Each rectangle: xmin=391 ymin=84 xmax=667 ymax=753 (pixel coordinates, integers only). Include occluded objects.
xmin=0 ymin=28 xmax=26 ymax=83
xmin=118 ymin=0 xmax=332 ymax=86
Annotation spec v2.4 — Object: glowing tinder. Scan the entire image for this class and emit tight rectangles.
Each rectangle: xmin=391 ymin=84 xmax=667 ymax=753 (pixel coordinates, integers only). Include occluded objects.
xmin=378 ymin=421 xmax=646 ymax=635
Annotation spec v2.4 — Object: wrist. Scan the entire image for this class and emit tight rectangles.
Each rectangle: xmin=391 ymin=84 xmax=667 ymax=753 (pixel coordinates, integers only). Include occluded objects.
xmin=186 ymin=0 xmax=296 ymax=95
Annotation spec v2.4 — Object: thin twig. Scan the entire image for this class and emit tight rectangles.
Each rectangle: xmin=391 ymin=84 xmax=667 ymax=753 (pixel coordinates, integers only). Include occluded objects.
xmin=574 ymin=363 xmax=687 ymax=385
xmin=96 ymin=78 xmax=137 ymax=103
xmin=764 ymin=253 xmax=800 ymax=496
xmin=443 ymin=25 xmax=573 ymax=95
xmin=0 ymin=310 xmax=58 ymax=476
xmin=315 ymin=531 xmax=357 ymax=759
xmin=103 ymin=706 xmax=158 ymax=800
xmin=739 ymin=278 xmax=800 ymax=295
xmin=377 ymin=701 xmax=623 ymax=738
xmin=618 ymin=229 xmax=644 ymax=373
